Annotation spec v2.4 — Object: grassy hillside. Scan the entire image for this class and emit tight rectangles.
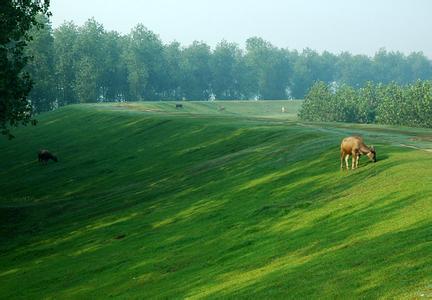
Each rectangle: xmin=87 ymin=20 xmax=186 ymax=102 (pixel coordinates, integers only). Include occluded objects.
xmin=1 ymin=101 xmax=432 ymax=299
xmin=95 ymin=100 xmax=302 ymax=119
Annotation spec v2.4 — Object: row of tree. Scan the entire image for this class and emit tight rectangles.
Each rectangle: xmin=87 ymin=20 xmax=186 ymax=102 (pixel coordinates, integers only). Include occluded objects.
xmin=27 ymin=17 xmax=432 ymax=113
xmin=299 ymin=80 xmax=432 ymax=128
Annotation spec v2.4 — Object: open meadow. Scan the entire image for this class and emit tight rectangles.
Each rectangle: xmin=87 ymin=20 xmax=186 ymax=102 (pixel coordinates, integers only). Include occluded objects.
xmin=1 ymin=101 xmax=432 ymax=299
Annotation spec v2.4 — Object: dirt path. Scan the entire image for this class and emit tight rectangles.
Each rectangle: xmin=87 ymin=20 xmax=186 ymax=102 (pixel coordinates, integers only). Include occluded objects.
xmin=399 ymin=144 xmax=432 ymax=153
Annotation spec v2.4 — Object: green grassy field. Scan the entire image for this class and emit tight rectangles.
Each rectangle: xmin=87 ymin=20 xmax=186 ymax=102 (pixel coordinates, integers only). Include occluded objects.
xmin=1 ymin=101 xmax=432 ymax=299
xmin=95 ymin=100 xmax=302 ymax=119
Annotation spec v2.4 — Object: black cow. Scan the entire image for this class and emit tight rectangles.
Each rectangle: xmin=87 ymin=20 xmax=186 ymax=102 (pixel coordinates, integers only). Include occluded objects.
xmin=38 ymin=149 xmax=58 ymax=164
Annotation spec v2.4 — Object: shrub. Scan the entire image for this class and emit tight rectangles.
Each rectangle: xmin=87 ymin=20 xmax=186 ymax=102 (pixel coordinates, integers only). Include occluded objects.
xmin=300 ymin=80 xmax=432 ymax=128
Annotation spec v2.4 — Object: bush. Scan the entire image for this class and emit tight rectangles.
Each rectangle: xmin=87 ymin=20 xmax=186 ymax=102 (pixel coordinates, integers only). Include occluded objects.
xmin=298 ymin=81 xmax=332 ymax=122
xmin=300 ymin=80 xmax=432 ymax=128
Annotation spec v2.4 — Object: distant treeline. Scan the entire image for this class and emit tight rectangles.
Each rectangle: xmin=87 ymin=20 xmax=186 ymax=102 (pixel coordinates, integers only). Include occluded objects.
xmin=299 ymin=80 xmax=432 ymax=128
xmin=27 ymin=16 xmax=432 ymax=113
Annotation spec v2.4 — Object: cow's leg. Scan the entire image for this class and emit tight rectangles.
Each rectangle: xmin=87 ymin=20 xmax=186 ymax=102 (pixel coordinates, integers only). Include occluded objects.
xmin=345 ymin=154 xmax=350 ymax=170
xmin=340 ymin=152 xmax=345 ymax=170
xmin=353 ymin=150 xmax=362 ymax=169
xmin=351 ymin=152 xmax=357 ymax=169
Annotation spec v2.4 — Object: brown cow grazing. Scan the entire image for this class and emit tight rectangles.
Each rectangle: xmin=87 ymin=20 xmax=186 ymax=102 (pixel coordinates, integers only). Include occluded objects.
xmin=38 ymin=149 xmax=58 ymax=164
xmin=340 ymin=136 xmax=376 ymax=170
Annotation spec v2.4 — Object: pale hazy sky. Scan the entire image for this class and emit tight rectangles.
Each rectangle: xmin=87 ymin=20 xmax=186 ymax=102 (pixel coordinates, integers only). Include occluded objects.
xmin=50 ymin=0 xmax=432 ymax=57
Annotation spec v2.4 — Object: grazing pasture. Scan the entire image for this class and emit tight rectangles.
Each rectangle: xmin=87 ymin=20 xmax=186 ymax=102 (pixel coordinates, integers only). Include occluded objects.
xmin=0 ymin=101 xmax=431 ymax=299
xmin=98 ymin=100 xmax=302 ymax=119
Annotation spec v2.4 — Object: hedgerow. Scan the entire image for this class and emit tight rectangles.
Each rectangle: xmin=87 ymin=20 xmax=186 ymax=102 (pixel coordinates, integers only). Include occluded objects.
xmin=299 ymin=80 xmax=432 ymax=128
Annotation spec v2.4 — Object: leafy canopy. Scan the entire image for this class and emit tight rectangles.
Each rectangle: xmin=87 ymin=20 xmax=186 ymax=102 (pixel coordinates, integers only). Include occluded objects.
xmin=0 ymin=0 xmax=50 ymax=138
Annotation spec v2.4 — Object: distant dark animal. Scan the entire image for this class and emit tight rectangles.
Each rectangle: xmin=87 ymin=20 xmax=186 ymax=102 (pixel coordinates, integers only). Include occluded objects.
xmin=218 ymin=106 xmax=225 ymax=111
xmin=340 ymin=136 xmax=376 ymax=170
xmin=38 ymin=149 xmax=58 ymax=164
xmin=175 ymin=104 xmax=183 ymax=109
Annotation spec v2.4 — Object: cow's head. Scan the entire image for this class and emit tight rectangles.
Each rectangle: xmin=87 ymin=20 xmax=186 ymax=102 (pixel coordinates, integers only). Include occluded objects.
xmin=367 ymin=146 xmax=376 ymax=162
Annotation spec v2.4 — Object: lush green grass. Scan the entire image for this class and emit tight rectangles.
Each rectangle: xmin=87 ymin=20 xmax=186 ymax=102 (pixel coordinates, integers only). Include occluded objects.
xmin=1 ymin=101 xmax=432 ymax=299
xmin=94 ymin=100 xmax=302 ymax=120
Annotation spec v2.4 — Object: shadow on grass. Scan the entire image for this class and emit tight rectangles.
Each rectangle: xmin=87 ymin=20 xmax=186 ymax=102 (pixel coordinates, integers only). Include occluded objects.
xmin=185 ymin=192 xmax=432 ymax=299
xmin=0 ymin=113 xmax=427 ymax=298
xmin=206 ymin=220 xmax=432 ymax=299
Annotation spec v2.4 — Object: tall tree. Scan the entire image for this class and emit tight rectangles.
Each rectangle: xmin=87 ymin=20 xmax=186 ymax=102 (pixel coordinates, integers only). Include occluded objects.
xmin=0 ymin=0 xmax=50 ymax=138
xmin=53 ymin=21 xmax=79 ymax=106
xmin=162 ymin=41 xmax=183 ymax=100
xmin=243 ymin=37 xmax=270 ymax=99
xmin=26 ymin=14 xmax=56 ymax=113
xmin=372 ymin=48 xmax=407 ymax=84
xmin=336 ymin=52 xmax=374 ymax=87
xmin=290 ymin=48 xmax=336 ymax=99
xmin=406 ymin=52 xmax=432 ymax=82
xmin=181 ymin=41 xmax=212 ymax=100
xmin=211 ymin=40 xmax=243 ymax=100
xmin=244 ymin=37 xmax=290 ymax=99
xmin=124 ymin=24 xmax=164 ymax=100
xmin=100 ymin=31 xmax=128 ymax=101
xmin=74 ymin=18 xmax=106 ymax=103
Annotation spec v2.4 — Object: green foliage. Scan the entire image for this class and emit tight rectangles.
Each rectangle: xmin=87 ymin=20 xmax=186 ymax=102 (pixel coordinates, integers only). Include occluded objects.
xmin=162 ymin=41 xmax=183 ymax=100
xmin=245 ymin=37 xmax=291 ymax=99
xmin=336 ymin=52 xmax=373 ymax=88
xmin=53 ymin=21 xmax=79 ymax=105
xmin=409 ymin=81 xmax=432 ymax=128
xmin=211 ymin=40 xmax=243 ymax=100
xmin=10 ymin=15 xmax=432 ymax=124
xmin=180 ymin=41 xmax=213 ymax=100
xmin=357 ymin=81 xmax=379 ymax=123
xmin=332 ymin=85 xmax=359 ymax=122
xmin=26 ymin=14 xmax=55 ymax=113
xmin=299 ymin=82 xmax=362 ymax=122
xmin=377 ymin=81 xmax=432 ymax=127
xmin=100 ymin=31 xmax=128 ymax=101
xmin=0 ymin=0 xmax=50 ymax=138
xmin=298 ymin=81 xmax=332 ymax=121
xmin=375 ymin=82 xmax=407 ymax=125
xmin=125 ymin=24 xmax=164 ymax=100
xmin=74 ymin=18 xmax=107 ymax=103
xmin=290 ymin=49 xmax=337 ymax=98
xmin=300 ymin=80 xmax=432 ymax=128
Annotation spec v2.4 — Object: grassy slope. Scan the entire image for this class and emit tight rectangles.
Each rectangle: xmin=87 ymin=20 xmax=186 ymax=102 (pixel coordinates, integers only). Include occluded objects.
xmin=0 ymin=101 xmax=432 ymax=299
xmin=94 ymin=100 xmax=302 ymax=119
